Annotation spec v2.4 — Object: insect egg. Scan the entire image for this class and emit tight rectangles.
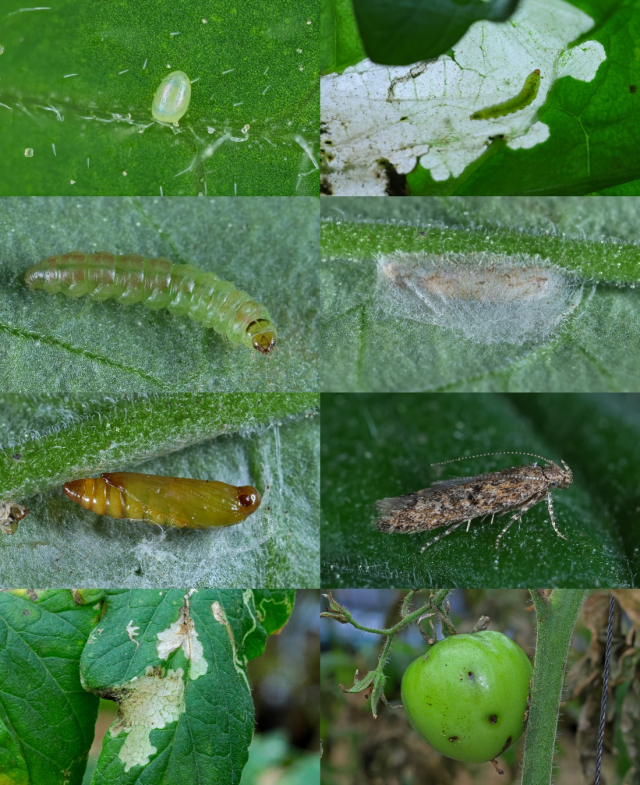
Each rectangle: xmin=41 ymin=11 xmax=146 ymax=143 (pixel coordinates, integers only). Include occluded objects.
xmin=152 ymin=70 xmax=191 ymax=123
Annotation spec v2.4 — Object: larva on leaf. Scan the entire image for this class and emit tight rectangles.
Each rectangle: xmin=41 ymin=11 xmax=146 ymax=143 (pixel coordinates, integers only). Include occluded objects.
xmin=470 ymin=69 xmax=541 ymax=120
xmin=63 ymin=473 xmax=261 ymax=529
xmin=24 ymin=252 xmax=277 ymax=354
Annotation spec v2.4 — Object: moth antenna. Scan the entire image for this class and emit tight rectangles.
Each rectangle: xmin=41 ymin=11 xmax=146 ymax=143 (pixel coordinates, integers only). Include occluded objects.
xmin=431 ymin=451 xmax=557 ymax=467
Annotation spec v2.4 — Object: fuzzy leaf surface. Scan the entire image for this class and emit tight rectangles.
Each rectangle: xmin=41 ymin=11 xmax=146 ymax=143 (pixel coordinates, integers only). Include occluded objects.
xmin=0 ymin=198 xmax=319 ymax=393
xmin=0 ymin=394 xmax=320 ymax=588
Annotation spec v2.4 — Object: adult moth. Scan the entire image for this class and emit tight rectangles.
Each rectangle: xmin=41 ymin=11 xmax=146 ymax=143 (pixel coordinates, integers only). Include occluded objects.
xmin=64 ymin=472 xmax=261 ymax=529
xmin=470 ymin=69 xmax=541 ymax=120
xmin=376 ymin=452 xmax=572 ymax=551
xmin=152 ymin=70 xmax=191 ymax=123
xmin=24 ymin=252 xmax=277 ymax=354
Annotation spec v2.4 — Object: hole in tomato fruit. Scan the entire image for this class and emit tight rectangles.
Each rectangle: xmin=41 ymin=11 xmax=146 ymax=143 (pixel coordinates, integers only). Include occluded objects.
xmin=448 ymin=736 xmax=459 ymax=743
xmin=500 ymin=736 xmax=512 ymax=754
xmin=489 ymin=714 xmax=498 ymax=724
xmin=467 ymin=671 xmax=474 ymax=680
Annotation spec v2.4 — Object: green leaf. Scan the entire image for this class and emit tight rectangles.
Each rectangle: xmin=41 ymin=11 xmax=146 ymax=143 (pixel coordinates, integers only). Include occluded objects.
xmin=81 ymin=589 xmax=294 ymax=785
xmin=251 ymin=589 xmax=297 ymax=642
xmin=320 ymin=193 xmax=640 ymax=246
xmin=351 ymin=0 xmax=519 ymax=66
xmin=320 ymin=212 xmax=640 ymax=392
xmin=0 ymin=394 xmax=319 ymax=587
xmin=0 ymin=0 xmax=319 ymax=196
xmin=0 ymin=590 xmax=101 ymax=785
xmin=320 ymin=393 xmax=635 ymax=588
xmin=321 ymin=1 xmax=639 ymax=195
xmin=0 ymin=197 xmax=319 ymax=392
xmin=320 ymin=0 xmax=366 ymax=75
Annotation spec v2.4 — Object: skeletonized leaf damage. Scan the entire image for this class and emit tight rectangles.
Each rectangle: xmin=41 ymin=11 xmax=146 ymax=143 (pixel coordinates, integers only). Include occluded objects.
xmin=93 ymin=592 xmax=209 ymax=773
xmin=108 ymin=666 xmax=187 ymax=772
xmin=320 ymin=0 xmax=605 ymax=194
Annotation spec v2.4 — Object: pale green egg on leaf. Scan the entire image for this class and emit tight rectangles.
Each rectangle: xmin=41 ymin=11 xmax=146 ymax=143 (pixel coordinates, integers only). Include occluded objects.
xmin=152 ymin=70 xmax=191 ymax=123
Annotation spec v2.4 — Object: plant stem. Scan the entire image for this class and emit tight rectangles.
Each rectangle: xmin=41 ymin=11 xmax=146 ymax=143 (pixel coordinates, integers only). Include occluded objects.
xmin=330 ymin=599 xmax=435 ymax=637
xmin=323 ymin=590 xmax=453 ymax=716
xmin=521 ymin=589 xmax=587 ymax=785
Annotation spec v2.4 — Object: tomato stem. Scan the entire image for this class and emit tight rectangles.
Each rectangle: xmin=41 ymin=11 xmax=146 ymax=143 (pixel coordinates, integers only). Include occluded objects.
xmin=321 ymin=590 xmax=454 ymax=717
xmin=522 ymin=589 xmax=588 ymax=785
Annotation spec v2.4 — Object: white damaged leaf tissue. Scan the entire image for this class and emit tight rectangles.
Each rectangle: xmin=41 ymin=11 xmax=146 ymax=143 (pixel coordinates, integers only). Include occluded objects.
xmin=321 ymin=0 xmax=606 ymax=194
xmin=376 ymin=252 xmax=585 ymax=345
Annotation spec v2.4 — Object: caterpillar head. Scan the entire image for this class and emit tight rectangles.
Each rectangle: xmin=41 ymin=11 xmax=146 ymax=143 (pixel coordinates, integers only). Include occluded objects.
xmin=247 ymin=320 xmax=277 ymax=354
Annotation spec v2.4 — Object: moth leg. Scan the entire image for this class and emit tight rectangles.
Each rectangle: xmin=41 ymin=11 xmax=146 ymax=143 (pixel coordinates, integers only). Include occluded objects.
xmin=420 ymin=521 xmax=465 ymax=553
xmin=546 ymin=492 xmax=568 ymax=540
xmin=465 ymin=519 xmax=471 ymax=532
xmin=495 ymin=491 xmax=548 ymax=548
xmin=495 ymin=514 xmax=521 ymax=549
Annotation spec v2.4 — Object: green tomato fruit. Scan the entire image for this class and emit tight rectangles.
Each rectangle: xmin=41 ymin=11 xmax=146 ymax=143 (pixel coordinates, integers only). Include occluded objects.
xmin=401 ymin=630 xmax=532 ymax=763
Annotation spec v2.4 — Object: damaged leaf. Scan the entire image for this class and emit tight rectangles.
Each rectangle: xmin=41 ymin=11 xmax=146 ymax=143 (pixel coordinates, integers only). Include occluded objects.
xmin=81 ymin=588 xmax=294 ymax=785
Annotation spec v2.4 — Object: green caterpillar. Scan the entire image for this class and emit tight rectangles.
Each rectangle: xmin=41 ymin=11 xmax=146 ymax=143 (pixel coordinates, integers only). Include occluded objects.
xmin=470 ymin=69 xmax=541 ymax=121
xmin=24 ymin=252 xmax=276 ymax=354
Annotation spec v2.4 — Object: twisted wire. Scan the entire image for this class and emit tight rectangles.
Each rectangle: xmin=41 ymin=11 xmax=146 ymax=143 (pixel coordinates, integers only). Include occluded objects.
xmin=594 ymin=593 xmax=615 ymax=785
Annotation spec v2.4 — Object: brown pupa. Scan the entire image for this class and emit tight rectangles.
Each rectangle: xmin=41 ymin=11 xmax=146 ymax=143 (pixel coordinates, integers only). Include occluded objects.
xmin=63 ymin=472 xmax=261 ymax=529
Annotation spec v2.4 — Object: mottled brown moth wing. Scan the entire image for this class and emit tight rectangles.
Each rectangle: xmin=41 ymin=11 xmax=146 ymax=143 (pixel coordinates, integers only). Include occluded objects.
xmin=376 ymin=473 xmax=493 ymax=516
xmin=429 ymin=473 xmax=498 ymax=490
xmin=376 ymin=459 xmax=572 ymax=550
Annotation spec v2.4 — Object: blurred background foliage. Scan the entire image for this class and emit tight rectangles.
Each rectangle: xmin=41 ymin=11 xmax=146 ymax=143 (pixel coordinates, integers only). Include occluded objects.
xmin=83 ymin=590 xmax=320 ymax=785
xmin=320 ymin=589 xmax=640 ymax=785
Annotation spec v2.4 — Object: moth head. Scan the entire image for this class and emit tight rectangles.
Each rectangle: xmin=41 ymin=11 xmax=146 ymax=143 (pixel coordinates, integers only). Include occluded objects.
xmin=545 ymin=460 xmax=573 ymax=488
xmin=559 ymin=460 xmax=573 ymax=487
xmin=236 ymin=486 xmax=261 ymax=514
xmin=247 ymin=320 xmax=277 ymax=355
xmin=0 ymin=502 xmax=29 ymax=535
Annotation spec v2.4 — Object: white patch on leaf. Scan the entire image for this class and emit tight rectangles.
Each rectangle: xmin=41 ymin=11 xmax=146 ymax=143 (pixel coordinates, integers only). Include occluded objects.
xmin=156 ymin=595 xmax=208 ymax=680
xmin=321 ymin=0 xmax=606 ymax=194
xmin=111 ymin=666 xmax=186 ymax=772
xmin=212 ymin=599 xmax=251 ymax=692
xmin=126 ymin=621 xmax=140 ymax=649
